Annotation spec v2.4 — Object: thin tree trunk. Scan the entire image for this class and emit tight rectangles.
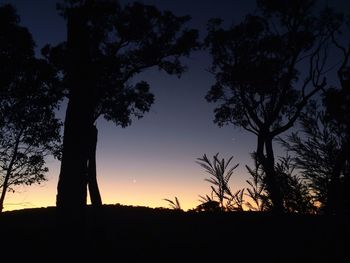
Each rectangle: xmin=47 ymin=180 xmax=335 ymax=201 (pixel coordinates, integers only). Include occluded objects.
xmin=264 ymin=137 xmax=284 ymax=213
xmin=0 ymin=169 xmax=11 ymax=213
xmin=87 ymin=125 xmax=102 ymax=208
xmin=0 ymin=130 xmax=22 ymax=213
xmin=256 ymin=134 xmax=284 ymax=213
xmin=86 ymin=125 xmax=103 ymax=255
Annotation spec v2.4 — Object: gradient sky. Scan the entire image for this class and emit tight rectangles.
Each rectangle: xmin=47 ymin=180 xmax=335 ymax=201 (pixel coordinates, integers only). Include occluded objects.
xmin=2 ymin=0 xmax=349 ymax=211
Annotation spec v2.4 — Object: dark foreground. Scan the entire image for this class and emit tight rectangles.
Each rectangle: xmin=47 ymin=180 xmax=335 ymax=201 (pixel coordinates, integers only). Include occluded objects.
xmin=0 ymin=205 xmax=349 ymax=263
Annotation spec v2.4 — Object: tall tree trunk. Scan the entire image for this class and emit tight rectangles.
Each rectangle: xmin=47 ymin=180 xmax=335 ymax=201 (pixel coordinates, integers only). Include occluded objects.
xmin=87 ymin=125 xmax=102 ymax=208
xmin=56 ymin=97 xmax=91 ymax=223
xmin=56 ymin=9 xmax=95 ymax=259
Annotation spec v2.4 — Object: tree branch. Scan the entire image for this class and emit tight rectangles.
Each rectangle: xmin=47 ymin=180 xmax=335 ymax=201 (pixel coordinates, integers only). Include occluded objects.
xmin=271 ymin=78 xmax=326 ymax=137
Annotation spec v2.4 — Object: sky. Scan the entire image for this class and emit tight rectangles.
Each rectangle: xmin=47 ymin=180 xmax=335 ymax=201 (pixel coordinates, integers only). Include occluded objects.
xmin=1 ymin=0 xmax=350 ymax=211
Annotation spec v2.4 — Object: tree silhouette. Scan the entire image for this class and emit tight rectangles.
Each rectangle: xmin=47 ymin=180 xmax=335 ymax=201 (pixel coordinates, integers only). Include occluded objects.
xmin=46 ymin=0 xmax=198 ymax=228
xmin=205 ymin=0 xmax=334 ymax=213
xmin=245 ymin=154 xmax=314 ymax=213
xmin=281 ymin=104 xmax=343 ymax=213
xmin=0 ymin=4 xmax=61 ymax=212
xmin=323 ymin=88 xmax=350 ymax=214
xmin=274 ymin=155 xmax=315 ymax=213
xmin=282 ymin=10 xmax=350 ymax=214
xmin=324 ymin=12 xmax=350 ymax=214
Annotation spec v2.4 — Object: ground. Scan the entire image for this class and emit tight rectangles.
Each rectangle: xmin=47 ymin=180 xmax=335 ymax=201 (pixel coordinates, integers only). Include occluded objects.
xmin=0 ymin=205 xmax=348 ymax=262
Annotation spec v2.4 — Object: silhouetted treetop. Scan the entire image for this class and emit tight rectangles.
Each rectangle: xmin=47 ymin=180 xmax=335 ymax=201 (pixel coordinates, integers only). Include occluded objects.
xmin=324 ymin=16 xmax=350 ymax=133
xmin=53 ymin=0 xmax=199 ymax=235
xmin=44 ymin=0 xmax=198 ymax=127
xmin=205 ymin=1 xmax=329 ymax=134
xmin=277 ymin=6 xmax=350 ymax=214
xmin=1 ymin=4 xmax=62 ymax=139
xmin=205 ymin=0 xmax=339 ymax=212
xmin=0 ymin=4 xmax=34 ymax=106
xmin=0 ymin=4 xmax=62 ymax=212
xmin=0 ymin=4 xmax=34 ymax=60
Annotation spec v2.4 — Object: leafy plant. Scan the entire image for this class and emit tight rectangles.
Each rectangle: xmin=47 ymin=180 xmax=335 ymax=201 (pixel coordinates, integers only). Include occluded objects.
xmin=195 ymin=193 xmax=221 ymax=212
xmin=281 ymin=101 xmax=349 ymax=214
xmin=245 ymin=156 xmax=270 ymax=211
xmin=196 ymin=153 xmax=239 ymax=211
xmin=275 ymin=155 xmax=316 ymax=214
xmin=244 ymin=154 xmax=315 ymax=213
xmin=163 ymin=196 xmax=182 ymax=210
xmin=226 ymin=189 xmax=245 ymax=211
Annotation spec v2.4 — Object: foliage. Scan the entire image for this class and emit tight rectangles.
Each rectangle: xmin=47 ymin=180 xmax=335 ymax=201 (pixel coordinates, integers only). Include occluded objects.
xmin=281 ymin=11 xmax=350 ymax=214
xmin=274 ymin=155 xmax=315 ymax=213
xmin=194 ymin=193 xmax=220 ymax=212
xmin=195 ymin=202 xmax=221 ymax=213
xmin=196 ymin=153 xmax=240 ymax=211
xmin=205 ymin=0 xmax=337 ymax=212
xmin=245 ymin=157 xmax=270 ymax=211
xmin=225 ymin=188 xmax=245 ymax=211
xmin=245 ymin=154 xmax=315 ymax=213
xmin=46 ymin=0 xmax=199 ymax=126
xmin=281 ymin=105 xmax=335 ymax=208
xmin=50 ymin=0 xmax=199 ymax=212
xmin=163 ymin=196 xmax=182 ymax=210
xmin=205 ymin=0 xmax=328 ymax=133
xmin=282 ymin=101 xmax=350 ymax=214
xmin=0 ymin=4 xmax=62 ymax=212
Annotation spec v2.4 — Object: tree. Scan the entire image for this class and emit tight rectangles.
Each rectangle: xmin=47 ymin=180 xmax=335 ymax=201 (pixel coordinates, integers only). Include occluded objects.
xmin=323 ymin=88 xmax=350 ymax=214
xmin=324 ymin=12 xmax=350 ymax=214
xmin=281 ymin=105 xmax=340 ymax=213
xmin=0 ymin=4 xmax=61 ymax=212
xmin=46 ymin=0 xmax=198 ymax=227
xmin=274 ymin=155 xmax=315 ymax=213
xmin=205 ymin=0 xmax=334 ymax=212
xmin=245 ymin=154 xmax=314 ymax=213
xmin=282 ymin=101 xmax=350 ymax=214
xmin=282 ymin=10 xmax=350 ymax=214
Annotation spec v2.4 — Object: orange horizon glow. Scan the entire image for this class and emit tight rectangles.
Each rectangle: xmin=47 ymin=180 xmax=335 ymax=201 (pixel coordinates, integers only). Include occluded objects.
xmin=2 ymin=158 xmax=249 ymax=212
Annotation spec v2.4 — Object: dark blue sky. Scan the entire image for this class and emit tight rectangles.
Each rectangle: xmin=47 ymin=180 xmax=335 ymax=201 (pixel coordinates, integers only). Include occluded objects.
xmin=2 ymin=0 xmax=349 ymax=210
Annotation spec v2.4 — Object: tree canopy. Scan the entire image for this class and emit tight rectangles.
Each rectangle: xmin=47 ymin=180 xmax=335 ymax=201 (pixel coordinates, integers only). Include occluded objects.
xmin=46 ymin=0 xmax=198 ymax=126
xmin=0 ymin=4 xmax=61 ymax=212
xmin=205 ymin=0 xmax=335 ymax=212
xmin=50 ymin=0 xmax=199 ymax=242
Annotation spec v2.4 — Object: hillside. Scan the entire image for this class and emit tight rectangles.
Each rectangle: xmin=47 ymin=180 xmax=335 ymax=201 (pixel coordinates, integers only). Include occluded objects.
xmin=0 ymin=205 xmax=348 ymax=262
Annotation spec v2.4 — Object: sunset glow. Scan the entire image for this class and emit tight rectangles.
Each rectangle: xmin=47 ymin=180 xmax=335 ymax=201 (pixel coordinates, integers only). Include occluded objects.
xmin=1 ymin=1 xmax=348 ymax=262
xmin=3 ymin=150 xmax=249 ymax=212
xmin=2 ymin=0 xmax=348 ymax=215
